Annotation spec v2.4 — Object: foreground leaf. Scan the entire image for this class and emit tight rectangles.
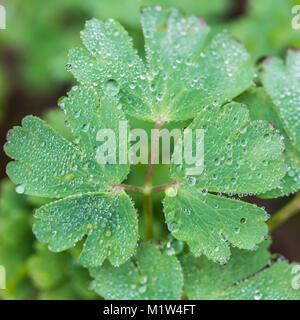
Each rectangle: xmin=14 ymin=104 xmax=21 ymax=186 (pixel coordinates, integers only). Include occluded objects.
xmin=164 ymin=184 xmax=268 ymax=264
xmin=164 ymin=102 xmax=285 ymax=263
xmin=90 ymin=243 xmax=183 ymax=300
xmin=5 ymin=87 xmax=129 ymax=198
xmin=180 ymin=241 xmax=300 ymax=300
xmin=181 ymin=241 xmax=300 ymax=300
xmin=4 ymin=87 xmax=137 ymax=267
xmin=33 ymin=191 xmax=138 ymax=267
xmin=69 ymin=7 xmax=253 ymax=121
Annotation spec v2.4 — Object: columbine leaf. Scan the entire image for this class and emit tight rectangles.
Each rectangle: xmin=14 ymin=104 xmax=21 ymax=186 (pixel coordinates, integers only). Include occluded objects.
xmin=5 ymin=87 xmax=129 ymax=198
xmin=69 ymin=7 xmax=253 ymax=121
xmin=4 ymin=87 xmax=138 ymax=267
xmin=163 ymin=101 xmax=285 ymax=263
xmin=181 ymin=241 xmax=300 ymax=300
xmin=237 ymin=86 xmax=300 ymax=198
xmin=89 ymin=243 xmax=183 ymax=300
xmin=33 ymin=191 xmax=138 ymax=267
xmin=164 ymin=184 xmax=268 ymax=264
xmin=240 ymin=50 xmax=300 ymax=197
xmin=261 ymin=50 xmax=300 ymax=151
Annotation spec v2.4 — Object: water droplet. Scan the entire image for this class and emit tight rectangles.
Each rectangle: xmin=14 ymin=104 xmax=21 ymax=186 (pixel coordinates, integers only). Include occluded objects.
xmin=165 ymin=185 xmax=178 ymax=197
xmin=16 ymin=185 xmax=25 ymax=194
xmin=187 ymin=176 xmax=196 ymax=186
xmin=139 ymin=285 xmax=147 ymax=294
xmin=254 ymin=290 xmax=263 ymax=300
xmin=103 ymin=79 xmax=120 ymax=96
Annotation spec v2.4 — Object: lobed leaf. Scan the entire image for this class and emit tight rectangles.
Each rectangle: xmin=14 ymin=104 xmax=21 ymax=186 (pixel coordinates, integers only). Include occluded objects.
xmin=89 ymin=243 xmax=183 ymax=300
xmin=250 ymin=50 xmax=300 ymax=197
xmin=5 ymin=87 xmax=129 ymax=198
xmin=171 ymin=102 xmax=286 ymax=194
xmin=4 ymin=86 xmax=137 ymax=267
xmin=181 ymin=241 xmax=300 ymax=300
xmin=164 ymin=183 xmax=268 ymax=264
xmin=164 ymin=101 xmax=285 ymax=263
xmin=69 ymin=7 xmax=253 ymax=121
xmin=33 ymin=191 xmax=138 ymax=267
xmin=237 ymin=86 xmax=300 ymax=198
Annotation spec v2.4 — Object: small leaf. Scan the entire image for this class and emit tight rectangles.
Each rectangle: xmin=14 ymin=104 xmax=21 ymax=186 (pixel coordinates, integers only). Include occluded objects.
xmin=261 ymin=50 xmax=300 ymax=151
xmin=171 ymin=102 xmax=285 ymax=194
xmin=237 ymin=86 xmax=300 ymax=197
xmin=164 ymin=183 xmax=268 ymax=264
xmin=5 ymin=87 xmax=129 ymax=198
xmin=255 ymin=50 xmax=300 ymax=197
xmin=89 ymin=243 xmax=183 ymax=300
xmin=33 ymin=191 xmax=138 ymax=267
xmin=181 ymin=241 xmax=300 ymax=300
xmin=69 ymin=7 xmax=253 ymax=121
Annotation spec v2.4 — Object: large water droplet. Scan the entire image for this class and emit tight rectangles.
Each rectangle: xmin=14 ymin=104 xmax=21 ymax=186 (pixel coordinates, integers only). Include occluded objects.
xmin=16 ymin=185 xmax=25 ymax=194
xmin=103 ymin=79 xmax=120 ymax=96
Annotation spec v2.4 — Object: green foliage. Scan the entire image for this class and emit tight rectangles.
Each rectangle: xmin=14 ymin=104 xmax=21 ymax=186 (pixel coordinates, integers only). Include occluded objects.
xmin=181 ymin=240 xmax=300 ymax=300
xmin=1 ymin=0 xmax=229 ymax=90
xmin=237 ymin=50 xmax=300 ymax=197
xmin=69 ymin=7 xmax=253 ymax=121
xmin=0 ymin=179 xmax=98 ymax=300
xmin=90 ymin=243 xmax=183 ymax=300
xmin=5 ymin=88 xmax=138 ymax=268
xmin=229 ymin=0 xmax=300 ymax=61
xmin=0 ymin=180 xmax=34 ymax=299
xmin=33 ymin=192 xmax=138 ymax=267
xmin=27 ymin=243 xmax=98 ymax=300
xmin=2 ymin=6 xmax=300 ymax=300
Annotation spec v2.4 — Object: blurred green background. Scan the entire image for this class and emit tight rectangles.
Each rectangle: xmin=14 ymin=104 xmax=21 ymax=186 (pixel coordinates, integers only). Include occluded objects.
xmin=0 ymin=0 xmax=299 ymax=299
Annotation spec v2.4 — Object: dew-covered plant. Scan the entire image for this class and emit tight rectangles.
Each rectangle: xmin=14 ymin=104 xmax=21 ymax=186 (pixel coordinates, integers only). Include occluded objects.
xmin=3 ymin=7 xmax=300 ymax=300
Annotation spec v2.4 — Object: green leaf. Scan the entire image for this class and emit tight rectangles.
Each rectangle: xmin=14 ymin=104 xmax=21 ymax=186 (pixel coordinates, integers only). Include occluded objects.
xmin=171 ymin=102 xmax=285 ymax=194
xmin=69 ymin=7 xmax=253 ymax=121
xmin=237 ymin=86 xmax=300 ymax=198
xmin=5 ymin=86 xmax=129 ymax=198
xmin=181 ymin=241 xmax=300 ymax=300
xmin=33 ymin=191 xmax=138 ymax=267
xmin=89 ymin=243 xmax=183 ymax=300
xmin=261 ymin=50 xmax=300 ymax=150
xmin=164 ymin=101 xmax=285 ymax=263
xmin=4 ymin=86 xmax=137 ymax=267
xmin=164 ymin=184 xmax=268 ymax=264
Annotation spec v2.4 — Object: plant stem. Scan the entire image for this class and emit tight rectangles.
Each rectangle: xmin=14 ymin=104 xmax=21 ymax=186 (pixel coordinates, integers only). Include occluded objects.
xmin=268 ymin=191 xmax=300 ymax=232
xmin=145 ymin=120 xmax=163 ymax=186
xmin=151 ymin=181 xmax=177 ymax=193
xmin=143 ymin=120 xmax=164 ymax=240
xmin=117 ymin=184 xmax=144 ymax=194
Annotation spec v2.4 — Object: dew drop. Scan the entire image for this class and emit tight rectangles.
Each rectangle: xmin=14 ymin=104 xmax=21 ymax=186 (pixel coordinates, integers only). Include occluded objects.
xmin=16 ymin=185 xmax=25 ymax=194
xmin=103 ymin=79 xmax=120 ymax=96
xmin=165 ymin=185 xmax=178 ymax=197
